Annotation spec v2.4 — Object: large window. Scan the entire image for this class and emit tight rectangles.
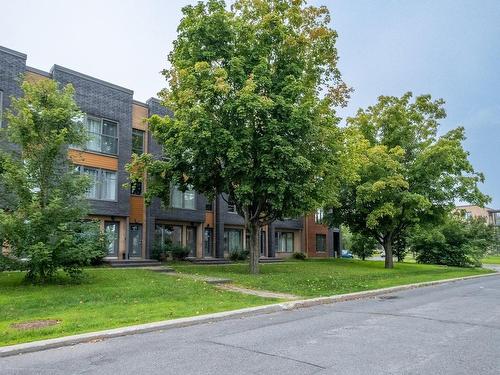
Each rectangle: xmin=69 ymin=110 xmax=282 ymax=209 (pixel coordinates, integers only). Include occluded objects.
xmin=77 ymin=166 xmax=117 ymax=201
xmin=132 ymin=129 xmax=144 ymax=155
xmin=171 ymin=186 xmax=195 ymax=209
xmin=316 ymin=234 xmax=327 ymax=252
xmin=276 ymin=231 xmax=294 ymax=253
xmin=315 ymin=208 xmax=324 ymax=224
xmin=84 ymin=116 xmax=118 ymax=155
xmin=224 ymin=229 xmax=243 ymax=252
xmin=155 ymin=224 xmax=182 ymax=248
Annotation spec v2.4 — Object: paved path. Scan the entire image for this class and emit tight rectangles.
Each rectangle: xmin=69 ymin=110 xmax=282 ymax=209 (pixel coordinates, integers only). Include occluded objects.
xmin=216 ymin=283 xmax=300 ymax=300
xmin=2 ymin=275 xmax=500 ymax=374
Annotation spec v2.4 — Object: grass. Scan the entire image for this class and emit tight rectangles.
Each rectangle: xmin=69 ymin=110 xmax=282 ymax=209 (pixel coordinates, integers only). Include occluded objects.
xmin=174 ymin=259 xmax=492 ymax=298
xmin=0 ymin=268 xmax=278 ymax=347
xmin=482 ymin=255 xmax=500 ymax=264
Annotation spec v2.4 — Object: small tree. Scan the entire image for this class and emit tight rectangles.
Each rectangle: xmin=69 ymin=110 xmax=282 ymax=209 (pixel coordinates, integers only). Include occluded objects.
xmin=129 ymin=0 xmax=351 ymax=274
xmin=350 ymin=232 xmax=377 ymax=260
xmin=0 ymin=79 xmax=106 ymax=282
xmin=325 ymin=93 xmax=488 ymax=268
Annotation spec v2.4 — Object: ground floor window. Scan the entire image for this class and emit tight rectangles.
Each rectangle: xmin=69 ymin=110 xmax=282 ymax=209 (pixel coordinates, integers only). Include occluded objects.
xmin=276 ymin=231 xmax=294 ymax=253
xmin=155 ymin=224 xmax=182 ymax=249
xmin=316 ymin=234 xmax=327 ymax=252
xmin=104 ymin=221 xmax=120 ymax=257
xmin=224 ymin=229 xmax=243 ymax=252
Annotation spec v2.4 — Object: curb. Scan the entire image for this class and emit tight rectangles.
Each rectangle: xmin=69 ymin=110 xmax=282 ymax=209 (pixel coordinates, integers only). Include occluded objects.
xmin=1 ymin=271 xmax=497 ymax=357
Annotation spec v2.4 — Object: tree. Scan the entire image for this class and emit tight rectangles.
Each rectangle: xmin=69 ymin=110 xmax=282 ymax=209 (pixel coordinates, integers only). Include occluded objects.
xmin=129 ymin=0 xmax=351 ymax=273
xmin=0 ymin=79 xmax=106 ymax=282
xmin=350 ymin=232 xmax=377 ymax=260
xmin=411 ymin=214 xmax=496 ymax=267
xmin=325 ymin=92 xmax=489 ymax=269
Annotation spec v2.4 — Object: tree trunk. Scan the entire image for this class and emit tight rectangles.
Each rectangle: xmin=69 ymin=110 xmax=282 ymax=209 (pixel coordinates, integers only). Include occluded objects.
xmin=383 ymin=235 xmax=394 ymax=269
xmin=248 ymin=221 xmax=260 ymax=274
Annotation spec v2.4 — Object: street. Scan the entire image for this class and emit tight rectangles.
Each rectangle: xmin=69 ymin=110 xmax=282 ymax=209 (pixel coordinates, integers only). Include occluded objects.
xmin=2 ymin=275 xmax=500 ymax=375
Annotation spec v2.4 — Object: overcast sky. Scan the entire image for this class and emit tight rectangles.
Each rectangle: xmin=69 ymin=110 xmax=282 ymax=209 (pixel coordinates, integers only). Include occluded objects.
xmin=1 ymin=0 xmax=499 ymax=206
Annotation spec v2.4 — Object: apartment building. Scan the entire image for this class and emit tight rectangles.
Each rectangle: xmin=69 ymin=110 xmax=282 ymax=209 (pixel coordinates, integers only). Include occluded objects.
xmin=454 ymin=205 xmax=499 ymax=226
xmin=0 ymin=45 xmax=341 ymax=262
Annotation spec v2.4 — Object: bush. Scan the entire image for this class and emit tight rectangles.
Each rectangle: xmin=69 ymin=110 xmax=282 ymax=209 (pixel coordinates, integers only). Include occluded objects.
xmin=170 ymin=245 xmax=191 ymax=261
xmin=151 ymin=240 xmax=169 ymax=261
xmin=292 ymin=252 xmax=307 ymax=260
xmin=351 ymin=233 xmax=378 ymax=260
xmin=411 ymin=215 xmax=495 ymax=267
xmin=229 ymin=249 xmax=249 ymax=261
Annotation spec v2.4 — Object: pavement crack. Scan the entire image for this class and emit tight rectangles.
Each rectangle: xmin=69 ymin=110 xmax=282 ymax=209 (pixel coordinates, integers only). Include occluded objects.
xmin=328 ymin=309 xmax=500 ymax=330
xmin=203 ymin=339 xmax=327 ymax=370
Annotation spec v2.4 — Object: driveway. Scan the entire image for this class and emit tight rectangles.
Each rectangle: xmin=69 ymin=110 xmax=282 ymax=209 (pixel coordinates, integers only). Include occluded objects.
xmin=2 ymin=275 xmax=500 ymax=374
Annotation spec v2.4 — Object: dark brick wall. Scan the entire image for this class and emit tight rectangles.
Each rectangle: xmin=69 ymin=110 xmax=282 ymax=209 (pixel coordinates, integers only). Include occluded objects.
xmin=52 ymin=65 xmax=133 ymax=218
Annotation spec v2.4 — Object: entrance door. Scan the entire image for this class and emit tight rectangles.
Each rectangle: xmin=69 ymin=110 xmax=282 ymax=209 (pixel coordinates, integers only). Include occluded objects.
xmin=129 ymin=224 xmax=143 ymax=258
xmin=104 ymin=221 xmax=120 ymax=257
xmin=186 ymin=226 xmax=197 ymax=257
xmin=260 ymin=230 xmax=266 ymax=256
xmin=204 ymin=228 xmax=213 ymax=257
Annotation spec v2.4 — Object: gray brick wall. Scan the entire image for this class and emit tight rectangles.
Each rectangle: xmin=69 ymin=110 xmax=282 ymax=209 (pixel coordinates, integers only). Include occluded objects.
xmin=52 ymin=65 xmax=134 ymax=218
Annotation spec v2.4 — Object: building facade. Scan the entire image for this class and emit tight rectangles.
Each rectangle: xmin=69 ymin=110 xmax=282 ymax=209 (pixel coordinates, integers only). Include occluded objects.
xmin=454 ymin=205 xmax=499 ymax=226
xmin=0 ymin=45 xmax=341 ymax=261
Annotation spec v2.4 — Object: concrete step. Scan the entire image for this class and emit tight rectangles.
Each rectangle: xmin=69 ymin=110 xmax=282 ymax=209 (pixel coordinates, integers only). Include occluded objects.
xmin=186 ymin=258 xmax=232 ymax=265
xmin=105 ymin=259 xmax=162 ymax=268
xmin=259 ymin=257 xmax=284 ymax=263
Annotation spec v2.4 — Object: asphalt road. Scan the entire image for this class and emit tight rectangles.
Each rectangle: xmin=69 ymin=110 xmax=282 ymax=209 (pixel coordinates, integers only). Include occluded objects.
xmin=2 ymin=275 xmax=500 ymax=375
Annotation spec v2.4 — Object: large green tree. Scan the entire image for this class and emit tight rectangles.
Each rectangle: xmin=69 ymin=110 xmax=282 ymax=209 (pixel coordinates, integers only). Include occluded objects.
xmin=129 ymin=0 xmax=351 ymax=273
xmin=325 ymin=92 xmax=489 ymax=268
xmin=0 ymin=79 xmax=106 ymax=282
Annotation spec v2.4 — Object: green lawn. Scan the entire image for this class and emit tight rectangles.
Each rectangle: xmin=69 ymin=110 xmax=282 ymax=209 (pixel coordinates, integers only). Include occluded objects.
xmin=0 ymin=269 xmax=277 ymax=347
xmin=482 ymin=256 xmax=500 ymax=264
xmin=174 ymin=259 xmax=492 ymax=298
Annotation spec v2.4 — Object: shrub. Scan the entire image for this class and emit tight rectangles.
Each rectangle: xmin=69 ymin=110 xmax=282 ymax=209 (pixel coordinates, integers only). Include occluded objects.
xmin=229 ymin=249 xmax=249 ymax=261
xmin=170 ymin=245 xmax=191 ymax=261
xmin=0 ymin=254 xmax=23 ymax=272
xmin=292 ymin=252 xmax=307 ymax=260
xmin=151 ymin=240 xmax=169 ymax=261
xmin=411 ymin=215 xmax=495 ymax=267
xmin=350 ymin=233 xmax=377 ymax=260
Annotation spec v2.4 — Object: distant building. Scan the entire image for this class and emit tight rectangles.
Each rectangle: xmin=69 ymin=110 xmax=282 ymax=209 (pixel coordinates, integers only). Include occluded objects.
xmin=454 ymin=205 xmax=499 ymax=226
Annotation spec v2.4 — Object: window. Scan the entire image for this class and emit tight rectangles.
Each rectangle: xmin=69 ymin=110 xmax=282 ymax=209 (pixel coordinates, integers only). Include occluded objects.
xmin=104 ymin=221 xmax=120 ymax=257
xmin=276 ymin=231 xmax=294 ymax=253
xmin=204 ymin=228 xmax=213 ymax=257
xmin=224 ymin=229 xmax=243 ymax=252
xmin=227 ymin=197 xmax=237 ymax=213
xmin=130 ymin=180 xmax=142 ymax=195
xmin=0 ymin=90 xmax=3 ymax=128
xmin=77 ymin=166 xmax=117 ymax=201
xmin=316 ymin=234 xmax=327 ymax=252
xmin=464 ymin=211 xmax=472 ymax=220
xmin=315 ymin=208 xmax=324 ymax=224
xmin=205 ymin=200 xmax=213 ymax=211
xmin=132 ymin=129 xmax=144 ymax=155
xmin=83 ymin=116 xmax=118 ymax=155
xmin=155 ymin=224 xmax=182 ymax=248
xmin=171 ymin=186 xmax=195 ymax=209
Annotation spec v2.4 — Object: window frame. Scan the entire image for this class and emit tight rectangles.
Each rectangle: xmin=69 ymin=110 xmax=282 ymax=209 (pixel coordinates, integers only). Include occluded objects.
xmin=170 ymin=185 xmax=196 ymax=210
xmin=276 ymin=231 xmax=294 ymax=253
xmin=315 ymin=234 xmax=327 ymax=252
xmin=80 ymin=115 xmax=119 ymax=156
xmin=131 ymin=128 xmax=145 ymax=155
xmin=77 ymin=165 xmax=118 ymax=202
xmin=315 ymin=208 xmax=324 ymax=224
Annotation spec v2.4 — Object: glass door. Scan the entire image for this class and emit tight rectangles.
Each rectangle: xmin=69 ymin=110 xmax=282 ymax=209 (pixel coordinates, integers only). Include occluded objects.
xmin=104 ymin=221 xmax=120 ymax=257
xmin=186 ymin=226 xmax=197 ymax=257
xmin=204 ymin=228 xmax=213 ymax=257
xmin=129 ymin=224 xmax=143 ymax=258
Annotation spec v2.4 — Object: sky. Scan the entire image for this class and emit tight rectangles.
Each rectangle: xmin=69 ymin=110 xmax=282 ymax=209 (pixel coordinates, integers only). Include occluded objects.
xmin=1 ymin=0 xmax=499 ymax=206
